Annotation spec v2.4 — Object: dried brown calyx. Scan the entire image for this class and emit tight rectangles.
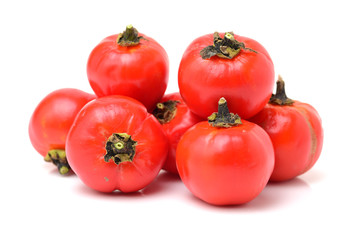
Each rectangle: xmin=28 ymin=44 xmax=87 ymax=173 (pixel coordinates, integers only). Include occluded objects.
xmin=153 ymin=100 xmax=180 ymax=124
xmin=104 ymin=133 xmax=137 ymax=164
xmin=269 ymin=76 xmax=295 ymax=106
xmin=116 ymin=24 xmax=145 ymax=47
xmin=208 ymin=97 xmax=242 ymax=128
xmin=44 ymin=149 xmax=70 ymax=175
xmin=200 ymin=32 xmax=257 ymax=59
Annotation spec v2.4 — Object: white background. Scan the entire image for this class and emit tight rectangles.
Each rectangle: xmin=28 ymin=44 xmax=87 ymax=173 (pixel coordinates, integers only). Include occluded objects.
xmin=1 ymin=0 xmax=359 ymax=239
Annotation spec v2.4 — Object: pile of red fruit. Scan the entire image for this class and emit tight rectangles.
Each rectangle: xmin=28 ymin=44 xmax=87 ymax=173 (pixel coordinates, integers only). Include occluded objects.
xmin=29 ymin=25 xmax=323 ymax=206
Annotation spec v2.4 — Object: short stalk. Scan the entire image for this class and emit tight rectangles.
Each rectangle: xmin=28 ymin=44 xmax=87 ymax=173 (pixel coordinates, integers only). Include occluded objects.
xmin=208 ymin=97 xmax=242 ymax=128
xmin=44 ymin=149 xmax=70 ymax=175
xmin=153 ymin=100 xmax=179 ymax=124
xmin=116 ymin=25 xmax=145 ymax=47
xmin=200 ymin=32 xmax=257 ymax=59
xmin=269 ymin=76 xmax=295 ymax=105
xmin=104 ymin=133 xmax=137 ymax=164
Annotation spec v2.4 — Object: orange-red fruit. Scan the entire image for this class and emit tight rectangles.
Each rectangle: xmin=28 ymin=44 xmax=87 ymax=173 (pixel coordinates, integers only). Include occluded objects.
xmin=250 ymin=101 xmax=323 ymax=182
xmin=176 ymin=120 xmax=275 ymax=205
xmin=29 ymin=88 xmax=95 ymax=157
xmin=178 ymin=32 xmax=274 ymax=119
xmin=153 ymin=92 xmax=203 ymax=174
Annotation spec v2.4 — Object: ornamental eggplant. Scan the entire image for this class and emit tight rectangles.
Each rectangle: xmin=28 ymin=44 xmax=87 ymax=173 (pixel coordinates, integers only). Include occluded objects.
xmin=176 ymin=98 xmax=275 ymax=205
xmin=87 ymin=25 xmax=169 ymax=111
xmin=178 ymin=31 xmax=274 ymax=119
xmin=66 ymin=95 xmax=168 ymax=192
xmin=250 ymin=76 xmax=324 ymax=182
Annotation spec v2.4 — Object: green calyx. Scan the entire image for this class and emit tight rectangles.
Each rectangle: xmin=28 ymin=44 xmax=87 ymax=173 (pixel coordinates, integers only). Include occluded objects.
xmin=153 ymin=100 xmax=180 ymax=124
xmin=269 ymin=75 xmax=295 ymax=106
xmin=116 ymin=24 xmax=145 ymax=47
xmin=208 ymin=97 xmax=242 ymax=128
xmin=44 ymin=149 xmax=70 ymax=175
xmin=200 ymin=32 xmax=257 ymax=59
xmin=104 ymin=133 xmax=137 ymax=164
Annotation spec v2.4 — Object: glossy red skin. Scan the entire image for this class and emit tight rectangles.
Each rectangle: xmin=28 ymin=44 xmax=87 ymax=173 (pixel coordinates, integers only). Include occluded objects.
xmin=250 ymin=101 xmax=323 ymax=182
xmin=156 ymin=92 xmax=203 ymax=174
xmin=87 ymin=33 xmax=169 ymax=111
xmin=66 ymin=96 xmax=168 ymax=193
xmin=29 ymin=88 xmax=95 ymax=157
xmin=176 ymin=120 xmax=275 ymax=205
xmin=178 ymin=33 xmax=274 ymax=120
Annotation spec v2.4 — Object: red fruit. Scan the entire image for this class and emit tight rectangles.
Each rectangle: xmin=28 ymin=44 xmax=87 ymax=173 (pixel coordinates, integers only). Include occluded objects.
xmin=29 ymin=88 xmax=95 ymax=174
xmin=66 ymin=95 xmax=168 ymax=192
xmin=178 ymin=31 xmax=274 ymax=119
xmin=153 ymin=92 xmax=202 ymax=174
xmin=176 ymin=98 xmax=274 ymax=205
xmin=87 ymin=25 xmax=169 ymax=111
xmin=250 ymin=76 xmax=324 ymax=181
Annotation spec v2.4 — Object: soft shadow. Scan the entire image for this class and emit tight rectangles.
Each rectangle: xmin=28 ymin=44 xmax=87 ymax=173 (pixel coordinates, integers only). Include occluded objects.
xmin=246 ymin=177 xmax=312 ymax=211
xmin=142 ymin=170 xmax=182 ymax=195
xmin=185 ymin=177 xmax=312 ymax=212
xmin=300 ymin=169 xmax=327 ymax=184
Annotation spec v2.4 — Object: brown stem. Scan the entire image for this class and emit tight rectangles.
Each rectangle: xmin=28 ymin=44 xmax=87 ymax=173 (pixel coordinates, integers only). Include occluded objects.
xmin=200 ymin=32 xmax=257 ymax=59
xmin=269 ymin=75 xmax=295 ymax=105
xmin=44 ymin=149 xmax=70 ymax=175
xmin=153 ymin=100 xmax=179 ymax=124
xmin=116 ymin=25 xmax=144 ymax=47
xmin=208 ymin=97 xmax=242 ymax=128
xmin=104 ymin=133 xmax=137 ymax=164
